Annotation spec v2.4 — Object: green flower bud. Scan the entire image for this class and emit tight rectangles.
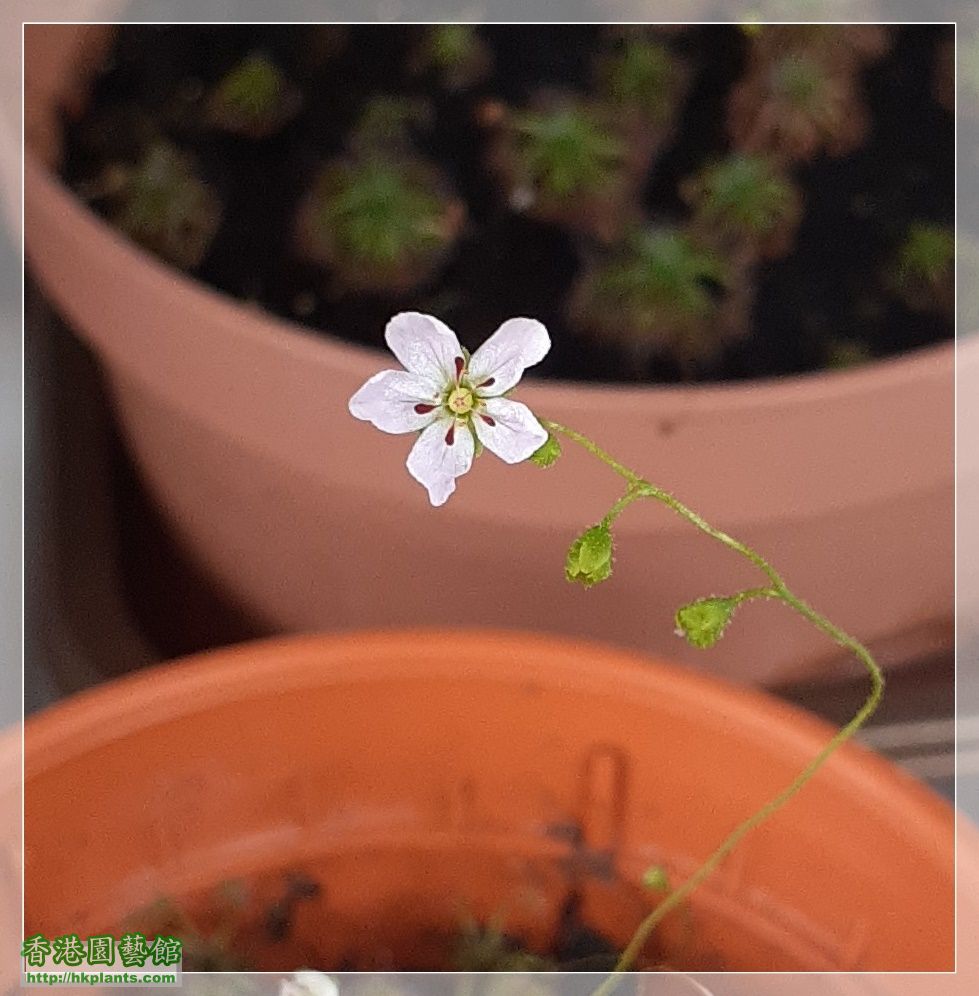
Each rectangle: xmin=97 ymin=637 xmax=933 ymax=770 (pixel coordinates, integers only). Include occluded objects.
xmin=530 ymin=432 xmax=562 ymax=468
xmin=675 ymin=596 xmax=737 ymax=649
xmin=565 ymin=524 xmax=614 ymax=587
xmin=641 ymin=865 xmax=670 ymax=891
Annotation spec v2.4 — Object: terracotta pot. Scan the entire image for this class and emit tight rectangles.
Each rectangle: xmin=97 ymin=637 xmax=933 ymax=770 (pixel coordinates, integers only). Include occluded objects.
xmin=22 ymin=24 xmax=967 ymax=685
xmin=24 ymin=631 xmax=955 ymax=976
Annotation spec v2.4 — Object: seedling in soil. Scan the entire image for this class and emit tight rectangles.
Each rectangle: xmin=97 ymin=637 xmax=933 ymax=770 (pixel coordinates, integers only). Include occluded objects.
xmin=570 ymin=227 xmax=729 ymax=374
xmin=95 ymin=140 xmax=221 ymax=270
xmin=728 ymin=23 xmax=890 ymax=163
xmin=296 ymin=97 xmax=465 ymax=295
xmin=297 ymin=158 xmax=464 ymax=295
xmin=509 ymin=102 xmax=624 ymax=200
xmin=409 ymin=24 xmax=492 ymax=91
xmin=594 ymin=33 xmax=689 ymax=171
xmin=890 ymin=222 xmax=955 ymax=314
xmin=596 ymin=34 xmax=683 ymax=125
xmin=729 ymin=51 xmax=868 ymax=162
xmin=488 ymin=94 xmax=637 ymax=242
xmin=743 ymin=22 xmax=891 ymax=74
xmin=122 ymin=882 xmax=253 ymax=972
xmin=452 ymin=892 xmax=624 ymax=973
xmin=207 ymin=51 xmax=302 ymax=139
xmin=452 ymin=916 xmax=553 ymax=972
xmin=126 ymin=875 xmax=324 ymax=973
xmin=682 ymin=152 xmax=801 ymax=259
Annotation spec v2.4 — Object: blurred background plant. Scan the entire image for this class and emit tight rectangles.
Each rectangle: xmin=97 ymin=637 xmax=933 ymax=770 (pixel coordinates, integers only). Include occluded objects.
xmin=570 ymin=227 xmax=729 ymax=375
xmin=888 ymin=221 xmax=955 ymax=316
xmin=487 ymin=93 xmax=637 ymax=242
xmin=65 ymin=23 xmax=953 ymax=383
xmin=295 ymin=97 xmax=466 ymax=295
xmin=594 ymin=30 xmax=690 ymax=160
xmin=682 ymin=152 xmax=801 ymax=259
xmin=206 ymin=50 xmax=302 ymax=139
xmin=728 ymin=25 xmax=891 ymax=162
xmin=83 ymin=139 xmax=221 ymax=269
xmin=408 ymin=24 xmax=492 ymax=91
xmin=597 ymin=33 xmax=682 ymax=121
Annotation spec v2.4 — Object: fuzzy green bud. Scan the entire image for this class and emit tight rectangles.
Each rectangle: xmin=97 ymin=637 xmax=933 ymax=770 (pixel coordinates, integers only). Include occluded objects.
xmin=675 ymin=596 xmax=737 ymax=649
xmin=565 ymin=524 xmax=614 ymax=587
xmin=530 ymin=433 xmax=562 ymax=469
xmin=641 ymin=865 xmax=670 ymax=891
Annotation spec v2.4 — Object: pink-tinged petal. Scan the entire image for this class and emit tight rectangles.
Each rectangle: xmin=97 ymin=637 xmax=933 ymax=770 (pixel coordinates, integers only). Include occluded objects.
xmin=406 ymin=415 xmax=475 ymax=506
xmin=385 ymin=312 xmax=464 ymax=389
xmin=473 ymin=398 xmax=547 ymax=464
xmin=468 ymin=317 xmax=550 ymax=396
xmin=348 ymin=370 xmax=441 ymax=434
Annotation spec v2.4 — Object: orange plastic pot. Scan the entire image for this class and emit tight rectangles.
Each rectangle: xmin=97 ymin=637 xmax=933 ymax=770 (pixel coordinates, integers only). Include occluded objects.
xmin=19 ymin=23 xmax=969 ymax=687
xmin=25 ymin=631 xmax=954 ymax=976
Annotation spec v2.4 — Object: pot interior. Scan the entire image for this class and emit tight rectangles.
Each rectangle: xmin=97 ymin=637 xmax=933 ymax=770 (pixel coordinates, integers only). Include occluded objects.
xmin=24 ymin=634 xmax=955 ymax=972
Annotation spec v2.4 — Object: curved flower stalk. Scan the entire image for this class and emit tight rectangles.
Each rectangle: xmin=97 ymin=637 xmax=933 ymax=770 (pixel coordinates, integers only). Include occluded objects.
xmin=543 ymin=417 xmax=884 ymax=993
xmin=351 ymin=314 xmax=885 ymax=986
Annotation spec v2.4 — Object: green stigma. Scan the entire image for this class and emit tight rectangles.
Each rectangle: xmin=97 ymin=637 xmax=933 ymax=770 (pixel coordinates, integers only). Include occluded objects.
xmin=447 ymin=386 xmax=475 ymax=415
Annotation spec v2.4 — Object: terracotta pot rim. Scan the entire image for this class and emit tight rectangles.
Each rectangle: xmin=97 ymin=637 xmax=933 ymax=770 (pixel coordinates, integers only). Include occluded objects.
xmin=24 ymin=629 xmax=953 ymax=849
xmin=23 ymin=630 xmax=958 ymax=974
xmin=23 ymin=154 xmax=967 ymax=415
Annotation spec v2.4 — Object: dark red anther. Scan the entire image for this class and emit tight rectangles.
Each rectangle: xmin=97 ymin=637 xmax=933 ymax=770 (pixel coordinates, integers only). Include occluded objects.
xmin=445 ymin=423 xmax=456 ymax=445
xmin=454 ymin=356 xmax=465 ymax=380
xmin=414 ymin=403 xmax=435 ymax=414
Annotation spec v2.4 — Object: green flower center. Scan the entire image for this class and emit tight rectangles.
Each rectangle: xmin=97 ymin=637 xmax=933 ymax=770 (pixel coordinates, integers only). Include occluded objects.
xmin=447 ymin=386 xmax=475 ymax=415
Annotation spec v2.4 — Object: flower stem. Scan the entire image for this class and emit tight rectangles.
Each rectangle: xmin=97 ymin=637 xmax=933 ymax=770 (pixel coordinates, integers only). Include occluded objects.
xmin=541 ymin=419 xmax=884 ymax=992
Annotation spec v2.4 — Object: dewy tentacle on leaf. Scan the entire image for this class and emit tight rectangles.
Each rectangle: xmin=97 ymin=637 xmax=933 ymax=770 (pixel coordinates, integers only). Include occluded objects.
xmin=539 ymin=418 xmax=884 ymax=995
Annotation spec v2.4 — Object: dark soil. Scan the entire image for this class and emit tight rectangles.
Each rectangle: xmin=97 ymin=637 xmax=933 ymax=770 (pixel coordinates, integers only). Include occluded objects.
xmin=62 ymin=24 xmax=954 ymax=384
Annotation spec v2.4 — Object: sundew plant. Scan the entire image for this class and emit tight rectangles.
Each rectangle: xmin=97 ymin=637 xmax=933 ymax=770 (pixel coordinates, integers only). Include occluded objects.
xmin=349 ymin=313 xmax=884 ymax=985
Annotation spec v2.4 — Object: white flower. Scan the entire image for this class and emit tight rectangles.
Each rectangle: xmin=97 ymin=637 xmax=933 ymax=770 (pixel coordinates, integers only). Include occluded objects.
xmin=279 ymin=972 xmax=339 ymax=996
xmin=349 ymin=312 xmax=550 ymax=506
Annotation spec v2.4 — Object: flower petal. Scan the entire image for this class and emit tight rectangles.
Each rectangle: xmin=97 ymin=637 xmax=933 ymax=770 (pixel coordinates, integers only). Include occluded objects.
xmin=385 ymin=312 xmax=464 ymax=389
xmin=279 ymin=973 xmax=339 ymax=996
xmin=473 ymin=398 xmax=548 ymax=464
xmin=348 ymin=370 xmax=441 ymax=434
xmin=406 ymin=415 xmax=475 ymax=506
xmin=468 ymin=317 xmax=550 ymax=396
